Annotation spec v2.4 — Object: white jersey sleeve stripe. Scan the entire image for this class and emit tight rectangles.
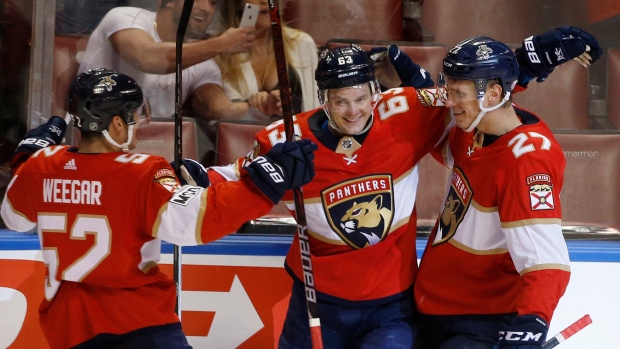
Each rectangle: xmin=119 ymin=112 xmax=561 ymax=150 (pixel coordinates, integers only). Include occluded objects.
xmin=1 ymin=192 xmax=37 ymax=233
xmin=152 ymin=185 xmax=207 ymax=246
xmin=504 ymin=223 xmax=570 ymax=273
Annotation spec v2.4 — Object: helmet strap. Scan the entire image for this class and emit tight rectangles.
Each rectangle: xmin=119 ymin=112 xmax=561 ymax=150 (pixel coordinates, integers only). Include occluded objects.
xmin=464 ymin=91 xmax=511 ymax=133
xmin=101 ymin=124 xmax=134 ymax=152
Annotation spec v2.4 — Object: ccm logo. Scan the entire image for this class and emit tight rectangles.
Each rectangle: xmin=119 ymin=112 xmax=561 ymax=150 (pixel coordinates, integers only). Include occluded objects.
xmin=499 ymin=330 xmax=544 ymax=342
xmin=19 ymin=138 xmax=50 ymax=147
xmin=255 ymin=156 xmax=284 ymax=183
xmin=523 ymin=36 xmax=541 ymax=63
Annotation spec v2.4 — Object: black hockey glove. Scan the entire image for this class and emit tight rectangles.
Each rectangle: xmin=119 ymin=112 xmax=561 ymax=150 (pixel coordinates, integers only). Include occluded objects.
xmin=245 ymin=139 xmax=317 ymax=204
xmin=368 ymin=44 xmax=433 ymax=89
xmin=11 ymin=116 xmax=67 ymax=174
xmin=170 ymin=159 xmax=210 ymax=188
xmin=516 ymin=26 xmax=603 ymax=84
xmin=498 ymin=314 xmax=548 ymax=349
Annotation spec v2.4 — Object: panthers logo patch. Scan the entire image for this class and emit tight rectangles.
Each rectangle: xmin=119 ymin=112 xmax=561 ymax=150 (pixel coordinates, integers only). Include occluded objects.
xmin=322 ymin=175 xmax=394 ymax=249
xmin=433 ymin=168 xmax=472 ymax=246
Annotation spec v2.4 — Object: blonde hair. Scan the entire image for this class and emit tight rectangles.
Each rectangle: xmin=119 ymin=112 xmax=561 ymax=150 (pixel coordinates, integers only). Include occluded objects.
xmin=213 ymin=1 xmax=304 ymax=97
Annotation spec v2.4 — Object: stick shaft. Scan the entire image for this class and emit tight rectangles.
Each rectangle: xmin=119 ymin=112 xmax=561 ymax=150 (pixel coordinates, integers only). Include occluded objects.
xmin=267 ymin=1 xmax=323 ymax=348
xmin=542 ymin=314 xmax=592 ymax=349
xmin=173 ymin=0 xmax=194 ymax=318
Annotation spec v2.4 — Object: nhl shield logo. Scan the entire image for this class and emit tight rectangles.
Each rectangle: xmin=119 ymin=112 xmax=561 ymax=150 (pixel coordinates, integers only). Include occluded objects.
xmin=322 ymin=175 xmax=394 ymax=249
xmin=433 ymin=168 xmax=472 ymax=246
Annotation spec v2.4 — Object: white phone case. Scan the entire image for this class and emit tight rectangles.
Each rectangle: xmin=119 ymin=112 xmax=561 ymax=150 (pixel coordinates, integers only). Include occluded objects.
xmin=239 ymin=3 xmax=260 ymax=28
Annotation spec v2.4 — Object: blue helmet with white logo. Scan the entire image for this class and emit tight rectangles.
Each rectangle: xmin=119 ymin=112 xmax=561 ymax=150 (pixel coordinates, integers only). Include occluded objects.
xmin=315 ymin=45 xmax=376 ymax=90
xmin=68 ymin=68 xmax=145 ymax=133
xmin=442 ymin=36 xmax=519 ymax=99
xmin=315 ymin=45 xmax=381 ymax=114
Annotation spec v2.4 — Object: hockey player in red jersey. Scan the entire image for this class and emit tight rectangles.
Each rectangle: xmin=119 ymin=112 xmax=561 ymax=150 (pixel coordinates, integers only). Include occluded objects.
xmin=209 ymin=44 xmax=448 ymax=348
xmin=413 ymin=35 xmax=597 ymax=349
xmin=0 ymin=68 xmax=316 ymax=349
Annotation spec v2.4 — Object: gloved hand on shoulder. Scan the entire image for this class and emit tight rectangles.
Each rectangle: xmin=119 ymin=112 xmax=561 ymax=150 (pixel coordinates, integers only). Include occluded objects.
xmin=11 ymin=116 xmax=67 ymax=174
xmin=498 ymin=314 xmax=548 ymax=349
xmin=516 ymin=26 xmax=602 ymax=84
xmin=368 ymin=44 xmax=433 ymax=89
xmin=244 ymin=139 xmax=317 ymax=204
xmin=170 ymin=158 xmax=210 ymax=188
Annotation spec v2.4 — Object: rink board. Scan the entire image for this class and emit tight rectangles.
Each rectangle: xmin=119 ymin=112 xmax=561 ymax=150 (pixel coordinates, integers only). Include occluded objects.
xmin=1 ymin=230 xmax=619 ymax=349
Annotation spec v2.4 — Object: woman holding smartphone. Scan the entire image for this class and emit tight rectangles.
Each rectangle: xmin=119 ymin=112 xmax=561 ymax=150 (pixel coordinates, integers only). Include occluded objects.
xmin=213 ymin=0 xmax=320 ymax=121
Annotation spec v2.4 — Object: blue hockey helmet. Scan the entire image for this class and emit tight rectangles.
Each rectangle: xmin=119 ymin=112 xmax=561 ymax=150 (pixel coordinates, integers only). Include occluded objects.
xmin=315 ymin=45 xmax=381 ymax=110
xmin=315 ymin=44 xmax=377 ymax=90
xmin=441 ymin=36 xmax=519 ymax=99
xmin=68 ymin=68 xmax=148 ymax=133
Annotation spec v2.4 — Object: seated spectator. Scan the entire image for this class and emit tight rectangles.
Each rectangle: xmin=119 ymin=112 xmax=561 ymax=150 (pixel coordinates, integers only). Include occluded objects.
xmin=212 ymin=0 xmax=319 ymax=121
xmin=77 ymin=0 xmax=277 ymax=122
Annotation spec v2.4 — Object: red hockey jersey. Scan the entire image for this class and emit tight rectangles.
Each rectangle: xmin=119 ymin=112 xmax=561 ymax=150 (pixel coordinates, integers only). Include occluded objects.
xmin=414 ymin=109 xmax=570 ymax=323
xmin=216 ymin=87 xmax=451 ymax=303
xmin=1 ymin=145 xmax=273 ymax=348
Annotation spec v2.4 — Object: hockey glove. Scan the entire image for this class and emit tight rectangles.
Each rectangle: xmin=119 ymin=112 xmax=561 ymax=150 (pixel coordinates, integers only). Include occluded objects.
xmin=516 ymin=26 xmax=603 ymax=83
xmin=498 ymin=314 xmax=548 ymax=349
xmin=11 ymin=116 xmax=67 ymax=174
xmin=245 ymin=139 xmax=317 ymax=204
xmin=368 ymin=45 xmax=433 ymax=89
xmin=171 ymin=159 xmax=210 ymax=188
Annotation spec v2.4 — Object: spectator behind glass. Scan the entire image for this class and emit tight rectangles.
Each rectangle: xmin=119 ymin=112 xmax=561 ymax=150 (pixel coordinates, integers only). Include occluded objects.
xmin=77 ymin=0 xmax=281 ymax=123
xmin=212 ymin=0 xmax=319 ymax=122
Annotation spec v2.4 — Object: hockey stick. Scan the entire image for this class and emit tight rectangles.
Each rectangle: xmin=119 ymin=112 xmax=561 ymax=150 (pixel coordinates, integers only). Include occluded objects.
xmin=173 ymin=0 xmax=194 ymax=318
xmin=267 ymin=1 xmax=323 ymax=348
xmin=542 ymin=314 xmax=592 ymax=349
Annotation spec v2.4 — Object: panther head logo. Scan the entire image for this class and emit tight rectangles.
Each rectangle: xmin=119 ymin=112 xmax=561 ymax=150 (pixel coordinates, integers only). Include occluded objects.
xmin=340 ymin=195 xmax=391 ymax=248
xmin=322 ymin=175 xmax=394 ymax=249
xmin=438 ymin=193 xmax=461 ymax=239
xmin=433 ymin=168 xmax=472 ymax=246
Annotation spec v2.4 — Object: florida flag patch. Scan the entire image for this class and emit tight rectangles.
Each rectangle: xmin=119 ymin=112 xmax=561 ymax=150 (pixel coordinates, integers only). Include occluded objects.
xmin=527 ymin=174 xmax=554 ymax=210
xmin=154 ymin=168 xmax=181 ymax=193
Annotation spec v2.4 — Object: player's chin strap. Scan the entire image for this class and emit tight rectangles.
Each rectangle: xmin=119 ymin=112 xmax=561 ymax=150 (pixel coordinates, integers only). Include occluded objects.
xmin=101 ymin=124 xmax=134 ymax=152
xmin=464 ymin=92 xmax=512 ymax=133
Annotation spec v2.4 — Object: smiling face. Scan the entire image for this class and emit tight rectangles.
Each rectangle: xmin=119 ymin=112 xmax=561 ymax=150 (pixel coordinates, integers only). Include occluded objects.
xmin=443 ymin=78 xmax=482 ymax=131
xmin=325 ymin=85 xmax=374 ymax=136
xmin=171 ymin=0 xmax=216 ymax=37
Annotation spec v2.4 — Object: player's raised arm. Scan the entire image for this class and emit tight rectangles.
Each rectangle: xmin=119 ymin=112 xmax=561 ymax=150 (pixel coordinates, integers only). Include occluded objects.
xmin=368 ymin=44 xmax=434 ymax=89
xmin=514 ymin=26 xmax=601 ymax=85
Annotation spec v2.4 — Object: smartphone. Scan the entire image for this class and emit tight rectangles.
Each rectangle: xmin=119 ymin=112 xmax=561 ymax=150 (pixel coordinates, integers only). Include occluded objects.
xmin=239 ymin=3 xmax=260 ymax=28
